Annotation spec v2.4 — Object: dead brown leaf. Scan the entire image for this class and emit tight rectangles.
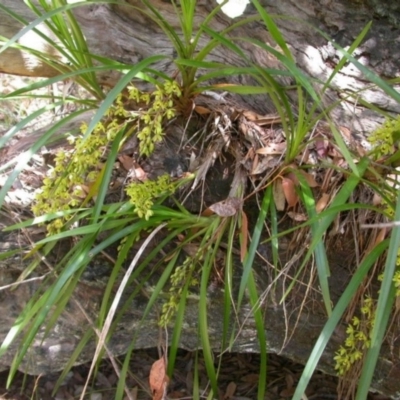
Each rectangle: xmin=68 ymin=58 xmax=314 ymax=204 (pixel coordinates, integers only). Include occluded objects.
xmin=224 ymin=382 xmax=237 ymax=399
xmin=315 ymin=138 xmax=330 ymax=158
xmin=149 ymin=357 xmax=169 ymax=400
xmin=286 ymin=170 xmax=318 ymax=188
xmin=256 ymin=142 xmax=286 ymax=155
xmin=287 ymin=211 xmax=307 ymax=222
xmin=127 ymin=162 xmax=147 ymax=182
xmin=194 ymin=105 xmax=211 ymax=115
xmin=273 ymin=179 xmax=286 ymax=211
xmin=207 ymin=197 xmax=242 ymax=217
xmin=316 ymin=193 xmax=330 ymax=213
xmin=250 ymin=154 xmax=281 ymax=175
xmin=240 ymin=374 xmax=259 ymax=383
xmin=281 ymin=177 xmax=298 ymax=208
xmin=241 ymin=110 xmax=282 ymax=126
xmin=118 ymin=154 xmax=134 ymax=171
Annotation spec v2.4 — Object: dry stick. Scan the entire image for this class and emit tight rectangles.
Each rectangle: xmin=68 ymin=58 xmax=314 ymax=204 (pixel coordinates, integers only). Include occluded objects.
xmin=80 ymin=222 xmax=167 ymax=400
xmin=361 ymin=221 xmax=400 ymax=228
xmin=0 ymin=274 xmax=50 ymax=291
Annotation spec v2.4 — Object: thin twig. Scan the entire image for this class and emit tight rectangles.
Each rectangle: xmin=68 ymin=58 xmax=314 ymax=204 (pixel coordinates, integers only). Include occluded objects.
xmin=360 ymin=221 xmax=400 ymax=229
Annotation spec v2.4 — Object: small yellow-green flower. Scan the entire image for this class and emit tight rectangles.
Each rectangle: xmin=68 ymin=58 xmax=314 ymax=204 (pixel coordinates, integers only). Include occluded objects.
xmin=334 ymin=296 xmax=375 ymax=376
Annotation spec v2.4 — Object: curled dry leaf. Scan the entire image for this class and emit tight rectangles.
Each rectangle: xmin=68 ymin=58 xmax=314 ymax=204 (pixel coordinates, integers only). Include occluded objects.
xmin=316 ymin=193 xmax=330 ymax=213
xmin=240 ymin=211 xmax=248 ymax=262
xmin=241 ymin=110 xmax=282 ymax=125
xmin=194 ymin=105 xmax=211 ymax=115
xmin=224 ymin=382 xmax=237 ymax=399
xmin=287 ymin=211 xmax=307 ymax=222
xmin=149 ymin=357 xmax=169 ymax=400
xmin=273 ymin=179 xmax=286 ymax=211
xmin=126 ymin=161 xmax=147 ymax=182
xmin=208 ymin=197 xmax=242 ymax=217
xmin=118 ymin=154 xmax=134 ymax=171
xmin=281 ymin=177 xmax=298 ymax=208
xmin=182 ymin=243 xmax=200 ymax=258
xmin=315 ymin=138 xmax=330 ymax=158
xmin=256 ymin=142 xmax=286 ymax=155
xmin=286 ymin=170 xmax=318 ymax=188
xmin=250 ymin=154 xmax=281 ymax=175
xmin=241 ymin=110 xmax=264 ymax=121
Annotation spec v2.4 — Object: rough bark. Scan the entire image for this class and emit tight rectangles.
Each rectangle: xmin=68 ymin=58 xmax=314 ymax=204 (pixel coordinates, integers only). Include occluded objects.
xmin=0 ymin=0 xmax=399 ymax=134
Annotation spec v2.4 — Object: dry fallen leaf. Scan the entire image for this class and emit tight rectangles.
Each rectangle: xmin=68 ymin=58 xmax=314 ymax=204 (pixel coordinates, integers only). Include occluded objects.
xmin=286 ymin=170 xmax=318 ymax=188
xmin=256 ymin=142 xmax=286 ymax=155
xmin=194 ymin=105 xmax=211 ymax=115
xmin=118 ymin=154 xmax=134 ymax=171
xmin=273 ymin=179 xmax=286 ymax=211
xmin=315 ymin=138 xmax=330 ymax=158
xmin=281 ymin=177 xmax=298 ymax=208
xmin=316 ymin=193 xmax=330 ymax=213
xmin=285 ymin=372 xmax=294 ymax=388
xmin=287 ymin=211 xmax=307 ymax=222
xmin=240 ymin=373 xmax=259 ymax=383
xmin=149 ymin=357 xmax=169 ymax=400
xmin=127 ymin=162 xmax=147 ymax=182
xmin=207 ymin=197 xmax=242 ymax=217
xmin=224 ymin=381 xmax=237 ymax=399
xmin=241 ymin=110 xmax=281 ymax=125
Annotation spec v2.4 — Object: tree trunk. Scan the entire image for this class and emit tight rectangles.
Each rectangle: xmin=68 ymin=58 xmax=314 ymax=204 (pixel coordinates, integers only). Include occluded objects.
xmin=1 ymin=0 xmax=400 ymax=398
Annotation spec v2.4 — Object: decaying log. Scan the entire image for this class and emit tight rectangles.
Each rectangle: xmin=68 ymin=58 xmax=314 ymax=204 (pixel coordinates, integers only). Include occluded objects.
xmin=0 ymin=0 xmax=399 ymax=133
